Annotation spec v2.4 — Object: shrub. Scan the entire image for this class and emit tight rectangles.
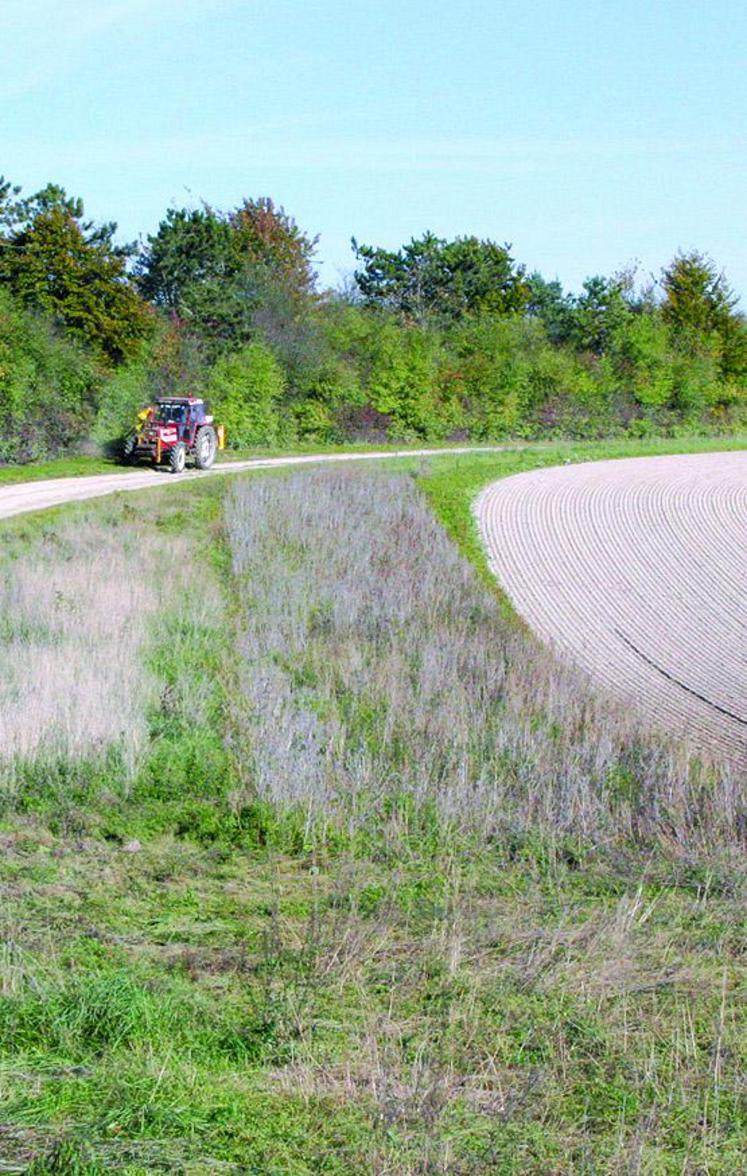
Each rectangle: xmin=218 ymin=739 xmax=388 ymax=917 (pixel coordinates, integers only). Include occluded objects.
xmin=94 ymin=322 xmax=209 ymax=446
xmin=205 ymin=340 xmax=288 ymax=447
xmin=367 ymin=321 xmax=453 ymax=439
xmin=0 ymin=289 xmax=100 ymax=462
xmin=612 ymin=311 xmax=675 ymax=410
xmin=92 ymin=353 xmax=150 ymax=446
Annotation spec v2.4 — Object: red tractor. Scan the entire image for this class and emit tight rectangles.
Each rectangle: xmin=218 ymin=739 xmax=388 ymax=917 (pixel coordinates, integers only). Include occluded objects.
xmin=122 ymin=397 xmax=226 ymax=473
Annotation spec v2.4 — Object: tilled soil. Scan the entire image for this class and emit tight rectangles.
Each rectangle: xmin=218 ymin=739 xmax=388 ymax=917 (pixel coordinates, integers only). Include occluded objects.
xmin=476 ymin=451 xmax=747 ymax=766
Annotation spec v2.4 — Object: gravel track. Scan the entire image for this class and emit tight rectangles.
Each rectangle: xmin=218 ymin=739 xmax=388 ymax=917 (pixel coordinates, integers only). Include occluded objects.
xmin=475 ymin=451 xmax=747 ymax=765
xmin=0 ymin=446 xmax=507 ymax=523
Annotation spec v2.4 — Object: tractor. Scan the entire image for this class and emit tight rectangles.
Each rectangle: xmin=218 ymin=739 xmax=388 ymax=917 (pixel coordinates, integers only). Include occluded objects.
xmin=122 ymin=397 xmax=226 ymax=473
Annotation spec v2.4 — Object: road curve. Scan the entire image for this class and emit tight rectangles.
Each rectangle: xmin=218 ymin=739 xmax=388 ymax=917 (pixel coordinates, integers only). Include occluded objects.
xmin=0 ymin=446 xmax=507 ymax=523
xmin=475 ymin=451 xmax=747 ymax=766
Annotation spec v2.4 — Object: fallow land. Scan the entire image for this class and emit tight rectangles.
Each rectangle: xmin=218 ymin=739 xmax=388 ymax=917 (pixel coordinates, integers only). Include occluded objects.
xmin=0 ymin=440 xmax=744 ymax=1174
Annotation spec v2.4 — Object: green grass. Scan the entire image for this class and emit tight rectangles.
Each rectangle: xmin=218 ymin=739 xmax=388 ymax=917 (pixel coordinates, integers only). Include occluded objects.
xmin=1 ymin=430 xmax=744 ymax=492
xmin=0 ymin=439 xmax=511 ymax=489
xmin=0 ymin=441 xmax=744 ymax=1172
xmin=0 ymin=455 xmax=122 ymax=486
xmin=0 ymin=823 xmax=743 ymax=1172
xmin=216 ymin=437 xmax=527 ymax=461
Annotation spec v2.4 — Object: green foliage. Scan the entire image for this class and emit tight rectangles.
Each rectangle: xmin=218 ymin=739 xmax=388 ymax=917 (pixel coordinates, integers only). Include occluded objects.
xmin=613 ymin=310 xmax=674 ymax=409
xmin=661 ymin=251 xmax=736 ymax=354
xmin=353 ymin=231 xmax=529 ymax=321
xmin=526 ymin=271 xmax=575 ymax=342
xmin=367 ymin=320 xmax=454 ymax=438
xmin=671 ymin=351 xmax=721 ymax=415
xmin=568 ymin=274 xmax=634 ymax=355
xmin=205 ymin=340 xmax=288 ymax=446
xmin=291 ymin=361 xmax=362 ymax=443
xmin=0 ymin=288 xmax=100 ymax=461
xmin=0 ymin=178 xmax=151 ymax=363
xmin=136 ymin=206 xmax=238 ymax=310
xmin=659 ymin=252 xmax=747 ymax=405
xmin=448 ymin=315 xmax=608 ymax=438
xmin=137 ymin=197 xmax=317 ymax=350
xmin=94 ymin=321 xmax=208 ymax=443
xmin=92 ymin=353 xmax=150 ymax=445
xmin=4 ymin=171 xmax=747 ymax=466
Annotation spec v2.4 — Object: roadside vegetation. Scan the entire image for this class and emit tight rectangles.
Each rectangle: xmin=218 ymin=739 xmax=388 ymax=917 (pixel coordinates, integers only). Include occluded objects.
xmin=0 ymin=452 xmax=743 ymax=1173
xmin=0 ymin=455 xmax=118 ymax=487
xmin=2 ymin=172 xmax=747 ymax=470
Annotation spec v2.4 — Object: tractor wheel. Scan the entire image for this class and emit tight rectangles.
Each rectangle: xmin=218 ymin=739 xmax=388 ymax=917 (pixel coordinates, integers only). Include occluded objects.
xmin=169 ymin=442 xmax=187 ymax=474
xmin=194 ymin=425 xmax=217 ymax=470
xmin=121 ymin=434 xmax=137 ymax=465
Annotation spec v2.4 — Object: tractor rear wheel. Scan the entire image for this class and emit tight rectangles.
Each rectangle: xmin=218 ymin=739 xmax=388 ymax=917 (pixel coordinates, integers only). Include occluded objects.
xmin=194 ymin=425 xmax=217 ymax=470
xmin=169 ymin=442 xmax=187 ymax=474
xmin=121 ymin=434 xmax=137 ymax=465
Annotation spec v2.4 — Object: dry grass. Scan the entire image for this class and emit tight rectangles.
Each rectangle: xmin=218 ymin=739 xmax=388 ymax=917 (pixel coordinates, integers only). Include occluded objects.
xmin=0 ymin=505 xmax=222 ymax=777
xmin=226 ymin=469 xmax=744 ymax=853
xmin=0 ymin=470 xmax=742 ymax=1172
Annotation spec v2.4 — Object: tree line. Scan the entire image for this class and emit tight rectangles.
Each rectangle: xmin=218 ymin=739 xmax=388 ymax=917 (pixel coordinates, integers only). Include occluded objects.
xmin=0 ymin=173 xmax=745 ymax=462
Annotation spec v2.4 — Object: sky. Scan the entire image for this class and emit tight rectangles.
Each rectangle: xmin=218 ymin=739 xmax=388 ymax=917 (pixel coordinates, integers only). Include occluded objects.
xmin=2 ymin=0 xmax=746 ymax=297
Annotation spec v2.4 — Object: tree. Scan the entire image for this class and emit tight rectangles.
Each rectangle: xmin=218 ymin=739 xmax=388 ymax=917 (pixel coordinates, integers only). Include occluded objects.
xmin=136 ymin=207 xmax=237 ymax=310
xmin=525 ymin=273 xmax=574 ymax=343
xmin=567 ymin=275 xmax=633 ymax=356
xmin=660 ymin=252 xmax=747 ymax=379
xmin=0 ymin=176 xmax=23 ymax=230
xmin=352 ymin=233 xmax=529 ymax=322
xmin=660 ymin=251 xmax=747 ymax=378
xmin=661 ymin=252 xmax=737 ymax=342
xmin=232 ymin=197 xmax=317 ymax=297
xmin=0 ymin=178 xmax=151 ymax=363
xmin=137 ymin=198 xmax=318 ymax=347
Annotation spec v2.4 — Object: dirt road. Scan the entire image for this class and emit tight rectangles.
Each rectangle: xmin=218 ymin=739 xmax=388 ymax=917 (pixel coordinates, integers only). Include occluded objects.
xmin=0 ymin=447 xmax=504 ymax=523
xmin=475 ymin=451 xmax=747 ymax=764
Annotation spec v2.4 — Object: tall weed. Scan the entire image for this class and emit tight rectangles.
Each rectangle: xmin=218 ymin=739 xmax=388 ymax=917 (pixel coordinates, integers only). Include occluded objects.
xmin=226 ymin=470 xmax=742 ymax=853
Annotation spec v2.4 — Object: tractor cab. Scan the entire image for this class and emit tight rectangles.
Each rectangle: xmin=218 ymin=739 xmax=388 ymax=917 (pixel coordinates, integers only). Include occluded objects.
xmin=155 ymin=398 xmax=207 ymax=439
xmin=155 ymin=401 xmax=188 ymax=426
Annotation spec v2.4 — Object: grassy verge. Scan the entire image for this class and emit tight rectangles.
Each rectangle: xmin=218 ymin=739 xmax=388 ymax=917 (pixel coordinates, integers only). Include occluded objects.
xmin=0 ymin=441 xmax=512 ymax=488
xmin=0 ymin=450 xmax=744 ymax=1173
xmin=0 ymin=431 xmax=744 ymax=491
xmin=222 ymin=432 xmax=747 ymax=467
xmin=0 ymin=455 xmax=121 ymax=486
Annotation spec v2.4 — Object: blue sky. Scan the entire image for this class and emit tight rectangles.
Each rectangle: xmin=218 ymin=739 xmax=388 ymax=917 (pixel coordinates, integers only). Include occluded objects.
xmin=2 ymin=0 xmax=746 ymax=297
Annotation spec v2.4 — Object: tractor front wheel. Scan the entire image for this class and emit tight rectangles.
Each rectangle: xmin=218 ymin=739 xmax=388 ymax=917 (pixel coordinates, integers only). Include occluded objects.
xmin=193 ymin=425 xmax=217 ymax=470
xmin=169 ymin=442 xmax=187 ymax=474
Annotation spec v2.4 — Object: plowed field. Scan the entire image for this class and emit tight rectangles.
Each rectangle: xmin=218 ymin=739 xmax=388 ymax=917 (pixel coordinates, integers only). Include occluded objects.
xmin=475 ymin=452 xmax=747 ymax=765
